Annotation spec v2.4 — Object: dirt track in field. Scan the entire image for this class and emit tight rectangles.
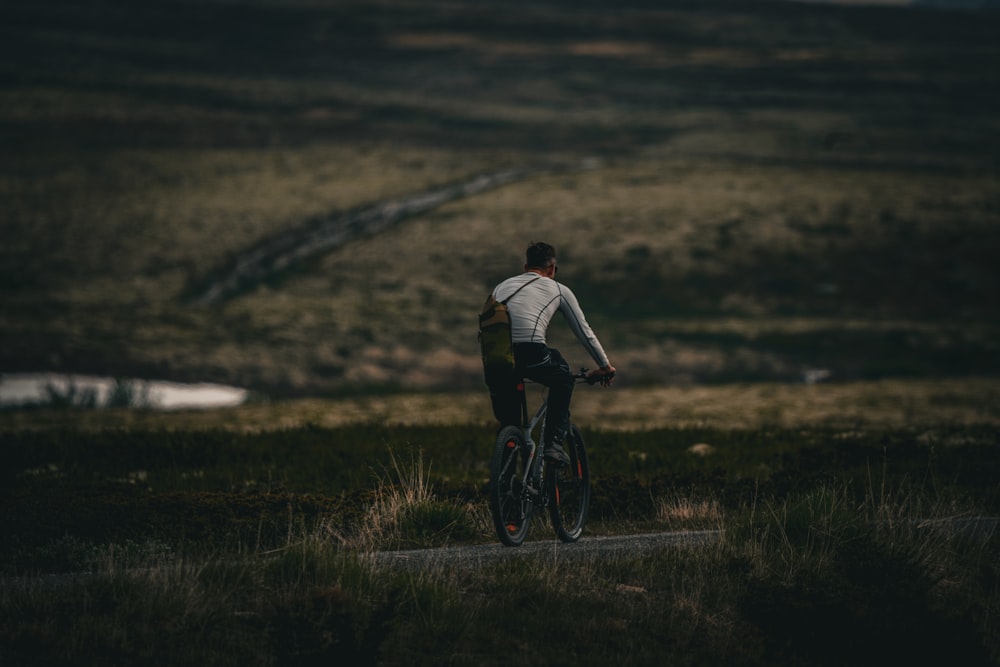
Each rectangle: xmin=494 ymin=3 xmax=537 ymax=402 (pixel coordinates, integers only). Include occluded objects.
xmin=191 ymin=160 xmax=599 ymax=305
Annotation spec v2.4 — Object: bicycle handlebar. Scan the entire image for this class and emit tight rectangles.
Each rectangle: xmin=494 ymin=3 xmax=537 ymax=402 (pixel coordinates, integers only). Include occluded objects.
xmin=576 ymin=368 xmax=616 ymax=386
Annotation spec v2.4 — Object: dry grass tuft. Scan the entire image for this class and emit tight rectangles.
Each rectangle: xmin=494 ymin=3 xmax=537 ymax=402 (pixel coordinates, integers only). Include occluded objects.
xmin=336 ymin=450 xmax=481 ymax=551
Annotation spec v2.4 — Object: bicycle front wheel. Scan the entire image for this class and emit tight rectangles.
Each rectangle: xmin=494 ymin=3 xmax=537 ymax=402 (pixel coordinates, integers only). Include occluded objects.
xmin=489 ymin=425 xmax=533 ymax=546
xmin=546 ymin=424 xmax=590 ymax=542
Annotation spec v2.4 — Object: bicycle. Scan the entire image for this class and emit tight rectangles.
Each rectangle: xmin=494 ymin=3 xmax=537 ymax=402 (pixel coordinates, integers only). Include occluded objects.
xmin=488 ymin=369 xmax=612 ymax=546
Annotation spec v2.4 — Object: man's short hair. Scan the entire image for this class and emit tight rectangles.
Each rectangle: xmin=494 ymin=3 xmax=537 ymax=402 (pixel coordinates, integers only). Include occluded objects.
xmin=525 ymin=242 xmax=556 ymax=269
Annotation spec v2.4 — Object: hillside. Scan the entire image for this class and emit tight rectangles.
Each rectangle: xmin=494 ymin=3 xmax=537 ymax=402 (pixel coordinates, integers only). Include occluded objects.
xmin=2 ymin=0 xmax=998 ymax=396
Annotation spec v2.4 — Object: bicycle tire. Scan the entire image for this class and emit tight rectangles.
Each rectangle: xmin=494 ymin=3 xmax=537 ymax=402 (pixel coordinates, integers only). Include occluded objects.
xmin=488 ymin=425 xmax=533 ymax=546
xmin=546 ymin=423 xmax=590 ymax=542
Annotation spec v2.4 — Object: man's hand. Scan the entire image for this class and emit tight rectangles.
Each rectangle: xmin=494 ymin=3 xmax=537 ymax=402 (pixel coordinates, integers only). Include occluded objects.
xmin=588 ymin=365 xmax=616 ymax=387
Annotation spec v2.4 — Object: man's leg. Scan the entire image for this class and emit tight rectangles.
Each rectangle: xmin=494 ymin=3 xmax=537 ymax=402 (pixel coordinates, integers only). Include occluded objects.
xmin=485 ymin=366 xmax=521 ymax=427
xmin=522 ymin=347 xmax=574 ymax=464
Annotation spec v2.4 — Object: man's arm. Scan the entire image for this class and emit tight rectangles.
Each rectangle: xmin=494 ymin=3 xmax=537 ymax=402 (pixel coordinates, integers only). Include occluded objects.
xmin=557 ymin=284 xmax=612 ymax=371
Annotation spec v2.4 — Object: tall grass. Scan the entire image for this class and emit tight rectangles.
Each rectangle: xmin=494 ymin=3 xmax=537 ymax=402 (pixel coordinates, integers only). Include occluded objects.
xmin=332 ymin=449 xmax=485 ymax=551
xmin=728 ymin=481 xmax=998 ymax=666
xmin=2 ymin=466 xmax=996 ymax=665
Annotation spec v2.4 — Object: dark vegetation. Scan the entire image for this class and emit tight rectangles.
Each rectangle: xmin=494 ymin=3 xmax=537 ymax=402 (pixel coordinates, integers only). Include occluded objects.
xmin=2 ymin=423 xmax=997 ymax=565
xmin=1 ymin=423 xmax=998 ymax=664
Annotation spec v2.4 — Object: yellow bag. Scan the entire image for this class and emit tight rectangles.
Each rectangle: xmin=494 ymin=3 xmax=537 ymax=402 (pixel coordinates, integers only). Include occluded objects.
xmin=477 ymin=277 xmax=539 ymax=381
xmin=478 ymin=295 xmax=515 ymax=373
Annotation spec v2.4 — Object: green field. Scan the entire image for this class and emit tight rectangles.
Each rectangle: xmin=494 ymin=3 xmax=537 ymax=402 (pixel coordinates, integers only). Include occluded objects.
xmin=2 ymin=0 xmax=999 ymax=664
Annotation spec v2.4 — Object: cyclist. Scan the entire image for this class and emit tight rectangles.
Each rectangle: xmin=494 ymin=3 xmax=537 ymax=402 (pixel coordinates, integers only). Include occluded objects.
xmin=487 ymin=242 xmax=616 ymax=466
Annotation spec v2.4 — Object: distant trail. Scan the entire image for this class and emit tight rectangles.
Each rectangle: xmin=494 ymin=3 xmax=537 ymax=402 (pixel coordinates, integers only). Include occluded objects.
xmin=189 ymin=159 xmax=601 ymax=305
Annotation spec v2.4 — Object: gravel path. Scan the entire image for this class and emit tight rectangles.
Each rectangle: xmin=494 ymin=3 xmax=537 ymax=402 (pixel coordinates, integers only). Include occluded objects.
xmin=5 ymin=519 xmax=993 ymax=588
xmin=0 ymin=531 xmax=717 ymax=592
xmin=372 ymin=530 xmax=723 ymax=570
xmin=372 ymin=516 xmax=999 ymax=571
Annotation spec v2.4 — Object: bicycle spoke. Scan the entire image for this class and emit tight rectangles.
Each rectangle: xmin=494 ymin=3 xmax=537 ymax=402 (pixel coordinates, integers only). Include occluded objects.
xmin=547 ymin=424 xmax=590 ymax=542
xmin=489 ymin=425 xmax=533 ymax=546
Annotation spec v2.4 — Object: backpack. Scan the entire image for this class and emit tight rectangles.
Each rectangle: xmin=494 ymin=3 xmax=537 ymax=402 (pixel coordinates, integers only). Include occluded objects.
xmin=478 ymin=277 xmax=540 ymax=384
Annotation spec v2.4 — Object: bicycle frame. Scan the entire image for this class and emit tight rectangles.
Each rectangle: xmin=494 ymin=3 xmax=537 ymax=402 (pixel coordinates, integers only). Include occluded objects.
xmin=516 ymin=382 xmax=550 ymax=506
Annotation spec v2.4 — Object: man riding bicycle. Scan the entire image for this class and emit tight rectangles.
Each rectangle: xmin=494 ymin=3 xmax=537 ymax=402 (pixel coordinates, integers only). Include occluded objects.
xmin=487 ymin=242 xmax=616 ymax=466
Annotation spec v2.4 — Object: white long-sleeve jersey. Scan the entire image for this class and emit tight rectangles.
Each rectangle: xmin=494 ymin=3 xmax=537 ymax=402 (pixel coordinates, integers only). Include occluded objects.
xmin=493 ymin=272 xmax=610 ymax=369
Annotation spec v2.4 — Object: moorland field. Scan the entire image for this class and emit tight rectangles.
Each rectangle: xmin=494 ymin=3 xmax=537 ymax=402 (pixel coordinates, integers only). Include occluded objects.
xmin=1 ymin=0 xmax=999 ymax=664
xmin=2 ymin=0 xmax=998 ymax=393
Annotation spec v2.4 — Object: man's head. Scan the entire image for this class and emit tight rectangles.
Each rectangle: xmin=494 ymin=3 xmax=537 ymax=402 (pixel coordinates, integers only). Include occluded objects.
xmin=525 ymin=242 xmax=557 ymax=274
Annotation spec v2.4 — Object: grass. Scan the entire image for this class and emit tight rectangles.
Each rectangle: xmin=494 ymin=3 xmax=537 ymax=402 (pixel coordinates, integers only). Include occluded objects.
xmin=340 ymin=449 xmax=485 ymax=550
xmin=3 ymin=377 xmax=999 ymax=433
xmin=2 ymin=0 xmax=999 ymax=394
xmin=1 ymin=391 xmax=998 ymax=663
xmin=0 ymin=399 xmax=990 ymax=665
xmin=2 ymin=0 xmax=998 ymax=661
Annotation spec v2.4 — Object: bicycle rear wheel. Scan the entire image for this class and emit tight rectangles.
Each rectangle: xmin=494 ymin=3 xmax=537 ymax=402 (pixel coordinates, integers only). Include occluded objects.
xmin=546 ymin=424 xmax=590 ymax=542
xmin=489 ymin=425 xmax=533 ymax=546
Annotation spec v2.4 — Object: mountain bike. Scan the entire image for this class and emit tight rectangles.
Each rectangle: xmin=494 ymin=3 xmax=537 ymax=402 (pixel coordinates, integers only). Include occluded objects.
xmin=488 ymin=369 xmax=611 ymax=546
